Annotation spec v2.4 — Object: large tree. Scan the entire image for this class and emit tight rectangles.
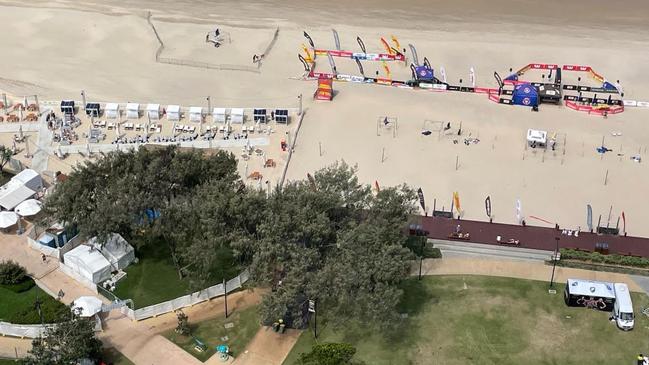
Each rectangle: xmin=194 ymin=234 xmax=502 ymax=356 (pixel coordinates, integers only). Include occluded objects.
xmin=250 ymin=162 xmax=416 ymax=329
xmin=44 ymin=146 xmax=240 ymax=278
xmin=25 ymin=311 xmax=102 ymax=365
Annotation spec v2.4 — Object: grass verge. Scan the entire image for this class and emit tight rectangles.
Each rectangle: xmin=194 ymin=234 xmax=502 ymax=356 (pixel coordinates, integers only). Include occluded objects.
xmin=163 ymin=305 xmax=260 ymax=362
xmin=284 ymin=275 xmax=649 ymax=365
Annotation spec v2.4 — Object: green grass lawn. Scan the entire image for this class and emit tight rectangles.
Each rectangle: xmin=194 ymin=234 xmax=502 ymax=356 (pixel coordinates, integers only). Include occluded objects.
xmin=0 ymin=280 xmax=68 ymax=324
xmin=163 ymin=305 xmax=260 ymax=362
xmin=110 ymin=240 xmax=239 ymax=308
xmin=284 ymin=275 xmax=649 ymax=365
xmin=0 ymin=360 xmax=22 ymax=365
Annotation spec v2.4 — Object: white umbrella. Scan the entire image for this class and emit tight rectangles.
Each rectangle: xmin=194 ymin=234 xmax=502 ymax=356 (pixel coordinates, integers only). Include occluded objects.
xmin=0 ymin=211 xmax=19 ymax=229
xmin=72 ymin=296 xmax=103 ymax=317
xmin=15 ymin=199 xmax=42 ymax=217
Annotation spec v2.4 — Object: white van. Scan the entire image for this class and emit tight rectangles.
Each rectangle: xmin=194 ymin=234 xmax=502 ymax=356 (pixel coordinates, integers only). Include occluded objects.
xmin=613 ymin=283 xmax=634 ymax=331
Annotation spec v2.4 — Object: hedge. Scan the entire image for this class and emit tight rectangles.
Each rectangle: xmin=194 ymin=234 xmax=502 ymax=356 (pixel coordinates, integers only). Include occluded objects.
xmin=1 ymin=279 xmax=36 ymax=293
xmin=560 ymin=248 xmax=649 ymax=269
xmin=405 ymin=237 xmax=442 ymax=259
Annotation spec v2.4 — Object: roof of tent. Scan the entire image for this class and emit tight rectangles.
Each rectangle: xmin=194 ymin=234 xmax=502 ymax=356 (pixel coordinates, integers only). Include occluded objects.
xmin=105 ymin=103 xmax=119 ymax=110
xmin=0 ymin=183 xmax=36 ymax=210
xmin=231 ymin=108 xmax=244 ymax=115
xmin=167 ymin=105 xmax=181 ymax=113
xmin=87 ymin=234 xmax=134 ymax=266
xmin=147 ymin=104 xmax=161 ymax=111
xmin=189 ymin=107 xmax=203 ymax=114
xmin=85 ymin=103 xmax=101 ymax=110
xmin=126 ymin=103 xmax=140 ymax=111
xmin=212 ymin=107 xmax=226 ymax=114
xmin=13 ymin=169 xmax=39 ymax=184
xmin=63 ymin=245 xmax=111 ymax=278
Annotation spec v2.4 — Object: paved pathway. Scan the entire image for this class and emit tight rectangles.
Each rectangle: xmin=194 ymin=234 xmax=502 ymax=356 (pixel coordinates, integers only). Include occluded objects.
xmin=431 ymin=239 xmax=553 ymax=262
xmin=226 ymin=327 xmax=300 ymax=365
xmin=415 ymin=257 xmax=644 ymax=292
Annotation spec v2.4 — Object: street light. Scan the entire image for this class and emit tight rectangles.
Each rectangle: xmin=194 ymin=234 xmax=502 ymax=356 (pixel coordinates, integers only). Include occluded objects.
xmin=549 ymin=237 xmax=560 ymax=290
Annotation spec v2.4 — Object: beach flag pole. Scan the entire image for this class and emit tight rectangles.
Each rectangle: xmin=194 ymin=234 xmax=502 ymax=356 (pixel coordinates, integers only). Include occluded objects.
xmin=2 ymin=93 xmax=7 ymax=114
xmin=319 ymin=142 xmax=322 ymax=156
xmin=81 ymin=90 xmax=86 ymax=111
xmin=298 ymin=94 xmax=303 ymax=116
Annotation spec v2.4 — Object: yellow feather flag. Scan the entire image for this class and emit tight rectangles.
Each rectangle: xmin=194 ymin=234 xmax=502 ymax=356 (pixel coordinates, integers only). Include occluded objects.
xmin=382 ymin=61 xmax=391 ymax=79
xmin=453 ymin=191 xmax=461 ymax=214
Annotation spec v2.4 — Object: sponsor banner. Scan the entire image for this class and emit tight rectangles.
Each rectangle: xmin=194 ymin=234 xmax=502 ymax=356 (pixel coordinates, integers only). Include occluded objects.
xmin=460 ymin=87 xmax=475 ymax=93
xmin=336 ymin=74 xmax=353 ymax=82
xmin=530 ymin=63 xmax=558 ymax=70
xmin=623 ymin=100 xmax=638 ymax=107
xmin=563 ymin=65 xmax=591 ymax=72
xmin=636 ymin=101 xmax=649 ymax=108
xmin=500 ymin=99 xmax=513 ymax=105
xmin=366 ymin=53 xmax=380 ymax=60
xmin=447 ymin=85 xmax=461 ymax=91
xmin=396 ymin=84 xmax=413 ymax=89
xmin=352 ymin=52 xmax=367 ymax=60
xmin=349 ymin=75 xmax=365 ymax=83
xmin=474 ymin=87 xmax=495 ymax=94
xmin=340 ymin=51 xmax=353 ymax=57
xmin=376 ymin=78 xmax=393 ymax=85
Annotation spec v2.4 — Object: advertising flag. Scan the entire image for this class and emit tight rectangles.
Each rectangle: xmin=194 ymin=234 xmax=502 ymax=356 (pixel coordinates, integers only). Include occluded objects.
xmin=417 ymin=188 xmax=426 ymax=213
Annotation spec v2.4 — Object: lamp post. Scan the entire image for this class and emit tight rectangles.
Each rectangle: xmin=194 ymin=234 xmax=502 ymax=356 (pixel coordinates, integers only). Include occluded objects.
xmin=549 ymin=237 xmax=560 ymax=290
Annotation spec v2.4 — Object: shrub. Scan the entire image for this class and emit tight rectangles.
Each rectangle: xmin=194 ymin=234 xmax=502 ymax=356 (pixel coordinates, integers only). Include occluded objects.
xmin=560 ymin=248 xmax=649 ymax=269
xmin=0 ymin=260 xmax=28 ymax=285
xmin=298 ymin=343 xmax=363 ymax=365
xmin=2 ymin=277 xmax=36 ymax=293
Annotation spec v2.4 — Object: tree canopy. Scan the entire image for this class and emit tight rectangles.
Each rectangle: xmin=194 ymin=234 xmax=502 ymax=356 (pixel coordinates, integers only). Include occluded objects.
xmin=248 ymin=162 xmax=416 ymax=328
xmin=46 ymin=148 xmax=417 ymax=328
xmin=25 ymin=310 xmax=102 ymax=365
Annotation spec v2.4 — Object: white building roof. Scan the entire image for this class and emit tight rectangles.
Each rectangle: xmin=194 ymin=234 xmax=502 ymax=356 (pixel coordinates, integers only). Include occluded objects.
xmin=63 ymin=245 xmax=112 ymax=284
xmin=167 ymin=105 xmax=181 ymax=113
xmin=567 ymin=279 xmax=615 ymax=299
xmin=105 ymin=103 xmax=119 ymax=111
xmin=146 ymin=104 xmax=160 ymax=112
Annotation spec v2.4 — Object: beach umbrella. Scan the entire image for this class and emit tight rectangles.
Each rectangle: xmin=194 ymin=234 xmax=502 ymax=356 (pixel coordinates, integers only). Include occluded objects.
xmin=19 ymin=125 xmax=23 ymax=140
xmin=516 ymin=199 xmax=523 ymax=224
xmin=71 ymin=296 xmax=103 ymax=317
xmin=15 ymin=199 xmax=42 ymax=217
xmin=0 ymin=211 xmax=19 ymax=229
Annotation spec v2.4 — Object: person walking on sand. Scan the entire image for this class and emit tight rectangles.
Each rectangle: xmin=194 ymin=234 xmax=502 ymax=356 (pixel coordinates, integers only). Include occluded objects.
xmin=41 ymin=253 xmax=46 ymax=264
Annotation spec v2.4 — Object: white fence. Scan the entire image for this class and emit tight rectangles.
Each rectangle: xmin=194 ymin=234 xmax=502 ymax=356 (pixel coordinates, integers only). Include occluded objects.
xmin=120 ymin=269 xmax=249 ymax=321
xmin=27 ymin=236 xmax=61 ymax=261
xmin=57 ymin=137 xmax=271 ymax=155
xmin=0 ymin=322 xmax=50 ymax=339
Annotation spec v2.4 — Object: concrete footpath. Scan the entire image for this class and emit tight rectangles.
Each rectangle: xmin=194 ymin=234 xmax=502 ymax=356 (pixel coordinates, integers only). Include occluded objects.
xmin=415 ymin=257 xmax=644 ymax=292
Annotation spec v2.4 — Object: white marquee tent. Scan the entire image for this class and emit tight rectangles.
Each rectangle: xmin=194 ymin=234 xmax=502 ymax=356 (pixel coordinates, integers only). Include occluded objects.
xmin=189 ymin=107 xmax=203 ymax=122
xmin=63 ymin=245 xmax=112 ymax=284
xmin=63 ymin=234 xmax=135 ymax=284
xmin=105 ymin=103 xmax=120 ymax=119
xmin=88 ymin=233 xmax=135 ymax=271
xmin=212 ymin=108 xmax=227 ymax=123
xmin=230 ymin=108 xmax=244 ymax=124
xmin=126 ymin=103 xmax=140 ymax=119
xmin=146 ymin=104 xmax=161 ymax=120
xmin=0 ymin=169 xmax=43 ymax=210
xmin=167 ymin=105 xmax=181 ymax=121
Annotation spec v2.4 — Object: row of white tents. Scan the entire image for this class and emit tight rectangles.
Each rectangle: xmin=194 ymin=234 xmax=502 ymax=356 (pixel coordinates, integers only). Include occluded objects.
xmin=102 ymin=103 xmax=245 ymax=123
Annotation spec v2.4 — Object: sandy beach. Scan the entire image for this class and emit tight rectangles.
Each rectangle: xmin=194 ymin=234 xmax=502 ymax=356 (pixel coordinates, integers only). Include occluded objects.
xmin=1 ymin=0 xmax=648 ymax=235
